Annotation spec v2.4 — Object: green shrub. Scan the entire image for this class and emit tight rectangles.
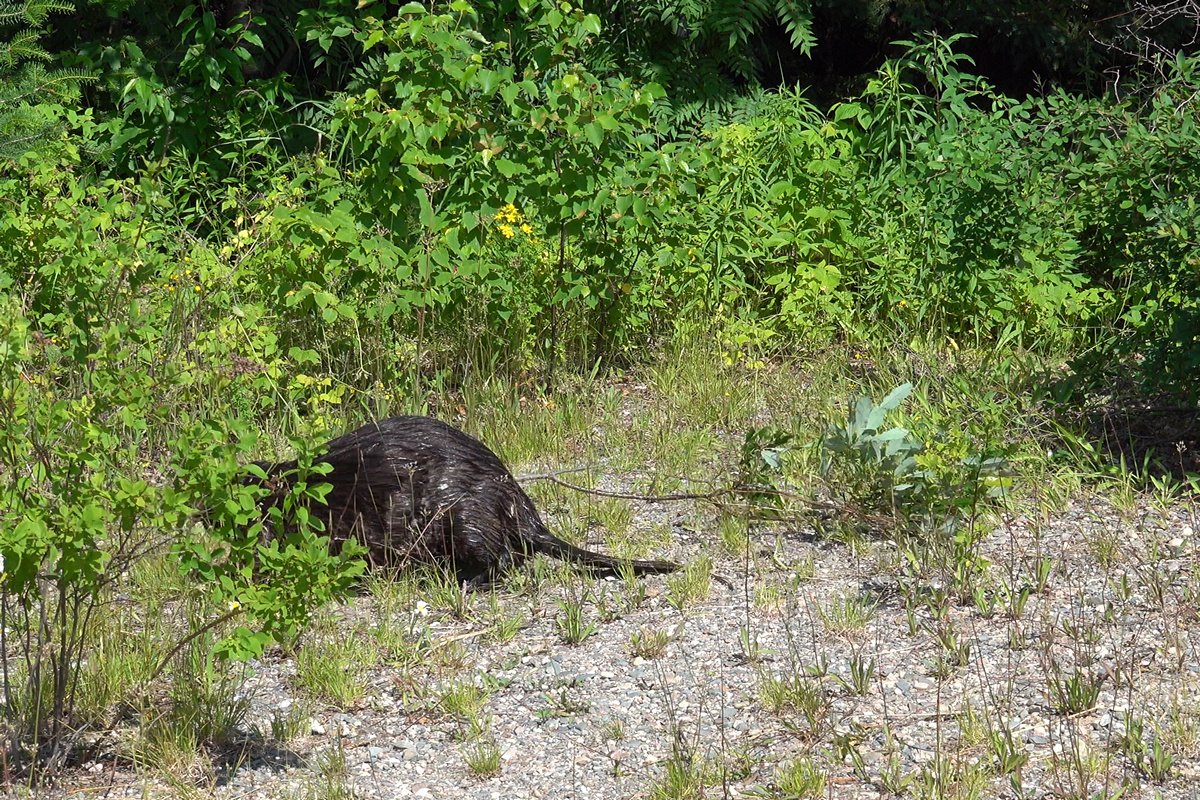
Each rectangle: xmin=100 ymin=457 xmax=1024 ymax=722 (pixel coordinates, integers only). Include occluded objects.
xmin=1053 ymin=57 xmax=1200 ymax=397
xmin=694 ymin=35 xmax=1108 ymax=347
xmin=821 ymin=382 xmax=1010 ymax=519
xmin=0 ymin=161 xmax=364 ymax=775
xmin=298 ymin=0 xmax=686 ymax=372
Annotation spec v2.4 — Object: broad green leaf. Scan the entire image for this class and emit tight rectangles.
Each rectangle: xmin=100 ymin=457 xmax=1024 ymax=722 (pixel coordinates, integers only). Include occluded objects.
xmin=584 ymin=122 xmax=603 ymax=148
xmin=877 ymin=383 xmax=913 ymax=413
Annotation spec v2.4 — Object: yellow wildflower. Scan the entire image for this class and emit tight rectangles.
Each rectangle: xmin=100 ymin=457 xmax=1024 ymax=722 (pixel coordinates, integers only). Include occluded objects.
xmin=499 ymin=202 xmax=521 ymax=223
xmin=520 ymin=223 xmax=532 ymax=235
xmin=499 ymin=223 xmax=515 ymax=239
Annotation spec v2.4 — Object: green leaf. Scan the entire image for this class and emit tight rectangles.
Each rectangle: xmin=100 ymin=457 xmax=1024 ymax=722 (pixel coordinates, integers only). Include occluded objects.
xmin=494 ymin=159 xmax=525 ymax=177
xmin=476 ymin=69 xmax=501 ymax=96
xmin=363 ymin=30 xmax=386 ymax=51
xmin=583 ymin=122 xmax=603 ymax=148
xmin=877 ymin=383 xmax=913 ymax=414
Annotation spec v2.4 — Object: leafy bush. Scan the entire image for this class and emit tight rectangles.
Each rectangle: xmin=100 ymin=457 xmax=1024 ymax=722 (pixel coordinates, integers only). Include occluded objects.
xmin=89 ymin=2 xmax=298 ymax=228
xmin=575 ymin=0 xmax=817 ymax=136
xmin=694 ymin=87 xmax=858 ymax=341
xmin=0 ymin=160 xmax=364 ymax=776
xmin=675 ymin=36 xmax=1115 ymax=350
xmin=821 ymin=382 xmax=1009 ymax=519
xmin=676 ymin=36 xmax=1195 ymax=391
xmin=298 ymin=0 xmax=690 ymax=373
xmin=1052 ymin=56 xmax=1200 ymax=397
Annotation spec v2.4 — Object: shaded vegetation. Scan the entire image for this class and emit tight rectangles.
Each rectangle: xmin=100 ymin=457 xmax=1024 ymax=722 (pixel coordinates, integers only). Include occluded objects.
xmin=1 ymin=0 xmax=1199 ymax=784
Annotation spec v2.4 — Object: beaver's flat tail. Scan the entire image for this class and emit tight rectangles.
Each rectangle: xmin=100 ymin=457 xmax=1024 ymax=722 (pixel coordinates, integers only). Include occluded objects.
xmin=530 ymin=533 xmax=681 ymax=575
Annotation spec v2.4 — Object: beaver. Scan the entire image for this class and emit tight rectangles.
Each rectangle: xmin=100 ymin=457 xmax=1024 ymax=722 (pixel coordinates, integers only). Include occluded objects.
xmin=249 ymin=416 xmax=680 ymax=583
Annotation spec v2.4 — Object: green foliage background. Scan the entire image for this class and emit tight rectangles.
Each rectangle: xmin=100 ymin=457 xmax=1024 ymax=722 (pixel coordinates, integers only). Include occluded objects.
xmin=2 ymin=0 xmax=1199 ymax=775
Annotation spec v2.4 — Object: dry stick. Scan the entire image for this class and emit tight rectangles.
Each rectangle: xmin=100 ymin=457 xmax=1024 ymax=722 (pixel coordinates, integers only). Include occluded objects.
xmin=535 ymin=475 xmax=739 ymax=504
xmin=527 ymin=472 xmax=854 ymax=515
xmin=514 ymin=467 xmax=590 ymax=482
xmin=520 ymin=474 xmax=871 ymax=591
xmin=523 ymin=474 xmax=755 ymax=589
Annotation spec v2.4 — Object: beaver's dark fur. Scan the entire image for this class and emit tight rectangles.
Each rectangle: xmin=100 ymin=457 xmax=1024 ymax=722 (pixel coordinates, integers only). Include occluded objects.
xmin=250 ymin=416 xmax=679 ymax=582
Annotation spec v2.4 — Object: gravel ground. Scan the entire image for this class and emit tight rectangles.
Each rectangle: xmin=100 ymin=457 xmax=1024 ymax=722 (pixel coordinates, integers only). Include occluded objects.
xmin=53 ymin=482 xmax=1200 ymax=800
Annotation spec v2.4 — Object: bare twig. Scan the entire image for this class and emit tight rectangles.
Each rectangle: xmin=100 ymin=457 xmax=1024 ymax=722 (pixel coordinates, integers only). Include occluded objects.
xmin=535 ymin=474 xmax=739 ymax=504
xmin=526 ymin=471 xmax=857 ymax=517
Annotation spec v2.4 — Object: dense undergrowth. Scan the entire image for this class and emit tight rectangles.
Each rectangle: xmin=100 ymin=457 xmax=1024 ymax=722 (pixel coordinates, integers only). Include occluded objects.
xmin=1 ymin=0 xmax=1198 ymax=787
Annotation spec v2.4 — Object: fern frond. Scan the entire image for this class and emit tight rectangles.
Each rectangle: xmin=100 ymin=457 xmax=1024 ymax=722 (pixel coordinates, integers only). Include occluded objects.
xmin=653 ymin=55 xmax=745 ymax=135
xmin=345 ymin=51 xmax=390 ymax=94
xmin=708 ymin=0 xmax=771 ymax=52
xmin=774 ymin=0 xmax=815 ymax=55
